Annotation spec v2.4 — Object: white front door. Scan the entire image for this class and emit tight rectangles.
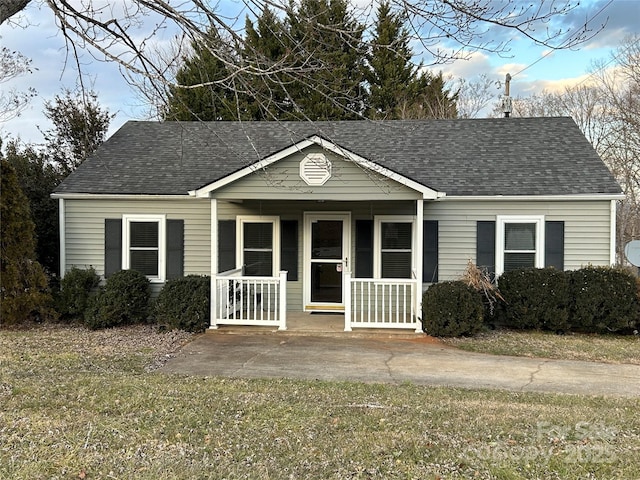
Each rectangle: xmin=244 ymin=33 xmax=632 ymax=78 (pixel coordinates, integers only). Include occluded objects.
xmin=303 ymin=212 xmax=351 ymax=311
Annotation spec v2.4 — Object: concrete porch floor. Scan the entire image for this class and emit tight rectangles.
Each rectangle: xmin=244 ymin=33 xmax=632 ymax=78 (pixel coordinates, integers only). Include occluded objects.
xmin=211 ymin=312 xmax=425 ymax=339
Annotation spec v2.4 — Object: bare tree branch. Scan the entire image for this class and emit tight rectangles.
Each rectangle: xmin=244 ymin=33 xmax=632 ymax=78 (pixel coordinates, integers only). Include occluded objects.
xmin=2 ymin=1 xmax=605 ymax=116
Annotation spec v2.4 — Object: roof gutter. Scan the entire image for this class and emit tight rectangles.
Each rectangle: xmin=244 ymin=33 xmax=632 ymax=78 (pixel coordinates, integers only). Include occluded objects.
xmin=51 ymin=193 xmax=195 ymax=200
xmin=442 ymin=193 xmax=625 ymax=201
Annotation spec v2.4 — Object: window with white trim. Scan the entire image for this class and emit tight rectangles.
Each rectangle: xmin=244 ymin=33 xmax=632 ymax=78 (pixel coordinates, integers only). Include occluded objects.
xmin=238 ymin=217 xmax=280 ymax=276
xmin=496 ymin=215 xmax=544 ymax=275
xmin=375 ymin=216 xmax=414 ymax=279
xmin=123 ymin=215 xmax=166 ymax=282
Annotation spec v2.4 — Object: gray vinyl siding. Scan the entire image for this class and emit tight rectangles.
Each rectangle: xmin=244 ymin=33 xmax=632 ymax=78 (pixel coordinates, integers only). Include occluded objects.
xmin=213 ymin=145 xmax=422 ymax=201
xmin=64 ymin=199 xmax=211 ymax=281
xmin=64 ymin=196 xmax=613 ymax=309
xmin=425 ymin=199 xmax=612 ymax=282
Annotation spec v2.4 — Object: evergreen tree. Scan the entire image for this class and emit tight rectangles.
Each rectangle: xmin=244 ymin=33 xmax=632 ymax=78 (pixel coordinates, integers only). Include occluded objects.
xmin=3 ymin=141 xmax=61 ymax=274
xmin=397 ymin=71 xmax=459 ymax=119
xmin=165 ymin=29 xmax=241 ymax=121
xmin=0 ymin=159 xmax=54 ymax=325
xmin=285 ymin=0 xmax=367 ymax=120
xmin=366 ymin=1 xmax=415 ymax=119
xmin=367 ymin=1 xmax=457 ymax=119
xmin=242 ymin=7 xmax=292 ymax=120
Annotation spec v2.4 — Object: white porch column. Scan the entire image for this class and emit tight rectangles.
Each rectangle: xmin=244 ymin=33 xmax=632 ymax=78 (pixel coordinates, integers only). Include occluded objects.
xmin=344 ymin=270 xmax=352 ymax=331
xmin=278 ymin=271 xmax=287 ymax=330
xmin=209 ymin=198 xmax=219 ymax=329
xmin=415 ymin=199 xmax=424 ymax=333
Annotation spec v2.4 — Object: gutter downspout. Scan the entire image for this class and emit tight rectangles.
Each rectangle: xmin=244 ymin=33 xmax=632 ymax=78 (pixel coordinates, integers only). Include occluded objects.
xmin=610 ymin=199 xmax=617 ymax=265
xmin=59 ymin=198 xmax=66 ymax=278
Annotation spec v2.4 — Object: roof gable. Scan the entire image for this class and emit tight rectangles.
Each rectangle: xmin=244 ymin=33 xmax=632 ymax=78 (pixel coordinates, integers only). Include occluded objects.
xmin=54 ymin=118 xmax=623 ymax=197
xmin=191 ymin=135 xmax=442 ymax=200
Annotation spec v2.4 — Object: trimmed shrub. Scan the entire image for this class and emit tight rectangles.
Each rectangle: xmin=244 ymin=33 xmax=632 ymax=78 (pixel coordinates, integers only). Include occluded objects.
xmin=57 ymin=267 xmax=101 ymax=320
xmin=422 ymin=281 xmax=484 ymax=337
xmin=569 ymin=266 xmax=639 ymax=334
xmin=497 ymin=268 xmax=570 ymax=332
xmin=155 ymin=275 xmax=210 ymax=332
xmin=84 ymin=270 xmax=151 ymax=329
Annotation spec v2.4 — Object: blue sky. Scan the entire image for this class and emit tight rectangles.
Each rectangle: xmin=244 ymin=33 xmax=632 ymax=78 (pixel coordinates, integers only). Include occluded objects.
xmin=1 ymin=0 xmax=639 ymax=145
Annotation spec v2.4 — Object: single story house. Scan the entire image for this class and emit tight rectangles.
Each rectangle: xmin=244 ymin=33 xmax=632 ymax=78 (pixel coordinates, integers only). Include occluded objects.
xmin=53 ymin=117 xmax=624 ymax=332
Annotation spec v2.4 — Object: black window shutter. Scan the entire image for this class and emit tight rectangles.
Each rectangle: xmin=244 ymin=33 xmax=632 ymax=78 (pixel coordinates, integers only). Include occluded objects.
xmin=477 ymin=221 xmax=496 ymax=277
xmin=280 ymin=220 xmax=298 ymax=281
xmin=423 ymin=220 xmax=438 ymax=283
xmin=218 ymin=220 xmax=236 ymax=273
xmin=545 ymin=221 xmax=565 ymax=270
xmin=355 ymin=220 xmax=373 ymax=278
xmin=166 ymin=219 xmax=184 ymax=279
xmin=104 ymin=219 xmax=122 ymax=278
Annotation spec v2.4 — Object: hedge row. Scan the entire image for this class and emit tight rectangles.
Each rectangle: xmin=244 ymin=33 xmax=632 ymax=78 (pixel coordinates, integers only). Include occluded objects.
xmin=58 ymin=269 xmax=210 ymax=331
xmin=497 ymin=266 xmax=639 ymax=334
xmin=422 ymin=266 xmax=640 ymax=337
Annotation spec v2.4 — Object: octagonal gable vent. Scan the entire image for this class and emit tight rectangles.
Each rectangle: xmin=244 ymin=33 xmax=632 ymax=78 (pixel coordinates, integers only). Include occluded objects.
xmin=300 ymin=153 xmax=332 ymax=186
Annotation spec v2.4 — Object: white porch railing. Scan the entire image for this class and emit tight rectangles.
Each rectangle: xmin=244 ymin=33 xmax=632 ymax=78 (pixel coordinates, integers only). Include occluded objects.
xmin=345 ymin=272 xmax=422 ymax=332
xmin=211 ymin=269 xmax=287 ymax=330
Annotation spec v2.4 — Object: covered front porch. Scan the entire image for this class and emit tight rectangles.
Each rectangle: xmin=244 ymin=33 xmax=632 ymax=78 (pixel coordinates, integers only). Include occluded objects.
xmin=189 ymin=136 xmax=442 ymax=334
xmin=209 ymin=268 xmax=423 ymax=332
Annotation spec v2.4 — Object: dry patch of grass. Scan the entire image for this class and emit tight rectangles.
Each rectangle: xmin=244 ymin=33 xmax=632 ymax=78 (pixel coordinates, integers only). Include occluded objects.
xmin=1 ymin=325 xmax=639 ymax=479
xmin=443 ymin=329 xmax=640 ymax=365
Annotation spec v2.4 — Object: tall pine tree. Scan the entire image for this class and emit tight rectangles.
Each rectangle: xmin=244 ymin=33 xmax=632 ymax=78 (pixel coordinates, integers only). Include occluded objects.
xmin=285 ymin=0 xmax=366 ymax=120
xmin=165 ymin=29 xmax=241 ymax=121
xmin=367 ymin=1 xmax=457 ymax=119
xmin=366 ymin=1 xmax=415 ymax=119
xmin=242 ymin=7 xmax=292 ymax=120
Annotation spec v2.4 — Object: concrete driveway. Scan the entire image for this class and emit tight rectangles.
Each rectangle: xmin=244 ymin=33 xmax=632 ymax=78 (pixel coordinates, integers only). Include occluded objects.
xmin=161 ymin=333 xmax=640 ymax=398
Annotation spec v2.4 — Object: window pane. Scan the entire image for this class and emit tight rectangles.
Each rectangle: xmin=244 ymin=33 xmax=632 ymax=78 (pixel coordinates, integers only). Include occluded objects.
xmin=131 ymin=250 xmax=159 ymax=276
xmin=244 ymin=251 xmax=272 ymax=276
xmin=381 ymin=252 xmax=412 ymax=278
xmin=505 ymin=223 xmax=535 ymax=250
xmin=504 ymin=253 xmax=535 ymax=272
xmin=382 ymin=223 xmax=412 ymax=249
xmin=312 ymin=220 xmax=342 ymax=259
xmin=243 ymin=223 xmax=273 ymax=249
xmin=130 ymin=222 xmax=158 ymax=248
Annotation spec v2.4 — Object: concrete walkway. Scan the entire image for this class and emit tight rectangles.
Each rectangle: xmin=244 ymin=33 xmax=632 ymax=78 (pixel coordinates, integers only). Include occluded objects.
xmin=161 ymin=332 xmax=640 ymax=398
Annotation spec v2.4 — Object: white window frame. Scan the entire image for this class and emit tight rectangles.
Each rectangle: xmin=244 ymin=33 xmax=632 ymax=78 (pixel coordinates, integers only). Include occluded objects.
xmin=122 ymin=214 xmax=166 ymax=283
xmin=236 ymin=216 xmax=280 ymax=277
xmin=373 ymin=215 xmax=415 ymax=279
xmin=496 ymin=215 xmax=545 ymax=276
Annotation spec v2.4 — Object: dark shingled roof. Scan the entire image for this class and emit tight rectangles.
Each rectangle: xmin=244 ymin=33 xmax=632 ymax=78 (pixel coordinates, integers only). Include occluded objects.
xmin=55 ymin=117 xmax=622 ymax=197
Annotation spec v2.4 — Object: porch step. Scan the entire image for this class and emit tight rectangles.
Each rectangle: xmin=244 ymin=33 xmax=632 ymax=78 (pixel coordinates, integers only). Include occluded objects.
xmin=208 ymin=313 xmax=426 ymax=339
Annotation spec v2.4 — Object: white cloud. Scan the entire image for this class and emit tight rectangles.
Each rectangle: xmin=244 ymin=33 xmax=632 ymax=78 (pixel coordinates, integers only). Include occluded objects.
xmin=440 ymin=51 xmax=493 ymax=79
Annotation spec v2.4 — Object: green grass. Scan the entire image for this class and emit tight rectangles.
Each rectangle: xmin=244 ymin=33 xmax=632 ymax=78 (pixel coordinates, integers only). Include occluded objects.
xmin=1 ymin=325 xmax=639 ymax=479
xmin=442 ymin=329 xmax=640 ymax=365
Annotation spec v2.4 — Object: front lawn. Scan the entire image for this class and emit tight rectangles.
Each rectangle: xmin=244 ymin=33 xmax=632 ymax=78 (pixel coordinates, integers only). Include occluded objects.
xmin=1 ymin=325 xmax=639 ymax=479
xmin=442 ymin=329 xmax=640 ymax=365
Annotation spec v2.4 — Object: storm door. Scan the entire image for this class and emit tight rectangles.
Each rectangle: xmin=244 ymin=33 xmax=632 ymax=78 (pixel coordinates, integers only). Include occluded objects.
xmin=304 ymin=213 xmax=351 ymax=310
